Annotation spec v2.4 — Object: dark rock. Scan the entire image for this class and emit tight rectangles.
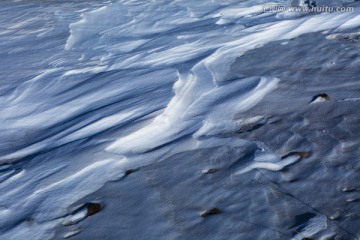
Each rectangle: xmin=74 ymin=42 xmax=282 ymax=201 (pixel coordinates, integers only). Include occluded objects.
xmin=200 ymin=208 xmax=221 ymax=217
xmin=124 ymin=169 xmax=137 ymax=176
xmin=310 ymin=93 xmax=329 ymax=103
xmin=290 ymin=212 xmax=316 ymax=235
xmin=202 ymin=168 xmax=217 ymax=174
xmin=341 ymin=186 xmax=356 ymax=192
xmin=86 ymin=202 xmax=102 ymax=216
xmin=282 ymin=151 xmax=310 ymax=159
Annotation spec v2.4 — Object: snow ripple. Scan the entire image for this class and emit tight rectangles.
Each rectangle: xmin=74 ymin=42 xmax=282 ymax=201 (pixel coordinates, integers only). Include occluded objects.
xmin=1 ymin=0 xmax=360 ymax=238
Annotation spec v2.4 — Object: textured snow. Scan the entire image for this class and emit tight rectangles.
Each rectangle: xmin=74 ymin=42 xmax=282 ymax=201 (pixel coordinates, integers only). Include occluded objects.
xmin=1 ymin=0 xmax=360 ymax=239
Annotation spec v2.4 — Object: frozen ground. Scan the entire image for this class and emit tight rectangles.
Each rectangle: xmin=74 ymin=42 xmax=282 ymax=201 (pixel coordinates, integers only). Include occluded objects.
xmin=1 ymin=0 xmax=360 ymax=239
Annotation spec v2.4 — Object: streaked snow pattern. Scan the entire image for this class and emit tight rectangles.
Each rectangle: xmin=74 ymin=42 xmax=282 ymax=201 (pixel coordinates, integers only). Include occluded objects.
xmin=1 ymin=0 xmax=360 ymax=239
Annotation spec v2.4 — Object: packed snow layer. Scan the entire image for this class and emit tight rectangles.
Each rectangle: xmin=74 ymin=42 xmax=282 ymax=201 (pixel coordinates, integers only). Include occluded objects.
xmin=1 ymin=0 xmax=360 ymax=239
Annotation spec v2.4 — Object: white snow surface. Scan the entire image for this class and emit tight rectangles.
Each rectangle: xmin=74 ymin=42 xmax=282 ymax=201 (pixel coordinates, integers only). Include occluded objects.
xmin=1 ymin=0 xmax=360 ymax=239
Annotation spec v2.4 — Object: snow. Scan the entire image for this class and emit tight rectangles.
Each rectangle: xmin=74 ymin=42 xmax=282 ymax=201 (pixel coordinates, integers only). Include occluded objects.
xmin=1 ymin=0 xmax=360 ymax=239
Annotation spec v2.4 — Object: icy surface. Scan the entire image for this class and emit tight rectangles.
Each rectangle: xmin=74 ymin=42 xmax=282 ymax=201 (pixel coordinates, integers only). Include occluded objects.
xmin=1 ymin=0 xmax=360 ymax=239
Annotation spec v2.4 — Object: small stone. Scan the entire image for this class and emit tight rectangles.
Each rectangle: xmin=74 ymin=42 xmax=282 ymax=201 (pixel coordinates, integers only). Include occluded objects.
xmin=342 ymin=186 xmax=356 ymax=192
xmin=310 ymin=93 xmax=330 ymax=103
xmin=63 ymin=202 xmax=102 ymax=225
xmin=282 ymin=151 xmax=310 ymax=159
xmin=318 ymin=93 xmax=329 ymax=100
xmin=86 ymin=202 xmax=102 ymax=216
xmin=200 ymin=208 xmax=221 ymax=217
xmin=329 ymin=214 xmax=340 ymax=220
xmin=296 ymin=152 xmax=310 ymax=158
xmin=124 ymin=169 xmax=137 ymax=176
xmin=202 ymin=168 xmax=217 ymax=174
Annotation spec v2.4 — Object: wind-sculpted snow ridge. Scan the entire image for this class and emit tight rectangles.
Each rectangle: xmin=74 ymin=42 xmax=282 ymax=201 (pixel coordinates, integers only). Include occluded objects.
xmin=1 ymin=0 xmax=360 ymax=239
